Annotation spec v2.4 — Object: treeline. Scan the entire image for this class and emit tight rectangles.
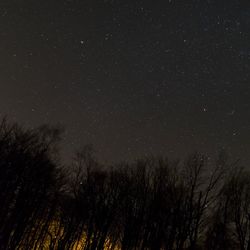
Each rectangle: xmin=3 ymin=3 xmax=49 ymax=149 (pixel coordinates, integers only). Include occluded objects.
xmin=0 ymin=118 xmax=250 ymax=250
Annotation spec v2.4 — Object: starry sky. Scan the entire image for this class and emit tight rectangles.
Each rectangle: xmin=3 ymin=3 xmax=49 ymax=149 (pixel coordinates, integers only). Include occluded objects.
xmin=0 ymin=0 xmax=250 ymax=164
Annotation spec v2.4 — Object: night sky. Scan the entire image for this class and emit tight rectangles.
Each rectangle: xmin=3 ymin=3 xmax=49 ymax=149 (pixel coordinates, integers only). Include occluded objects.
xmin=1 ymin=0 xmax=250 ymax=164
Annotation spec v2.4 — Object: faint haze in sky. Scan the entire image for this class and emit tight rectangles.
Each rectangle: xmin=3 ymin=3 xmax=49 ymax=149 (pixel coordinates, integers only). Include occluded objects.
xmin=0 ymin=0 xmax=249 ymax=163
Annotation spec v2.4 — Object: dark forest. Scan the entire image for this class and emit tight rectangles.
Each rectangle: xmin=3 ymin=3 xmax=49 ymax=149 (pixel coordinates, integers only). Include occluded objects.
xmin=0 ymin=118 xmax=249 ymax=250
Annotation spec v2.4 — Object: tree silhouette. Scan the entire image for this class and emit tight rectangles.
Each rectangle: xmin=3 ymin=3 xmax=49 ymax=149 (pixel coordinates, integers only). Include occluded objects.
xmin=0 ymin=118 xmax=248 ymax=249
xmin=0 ymin=118 xmax=63 ymax=249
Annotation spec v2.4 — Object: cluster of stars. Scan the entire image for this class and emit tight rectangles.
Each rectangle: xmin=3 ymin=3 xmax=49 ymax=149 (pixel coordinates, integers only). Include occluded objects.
xmin=0 ymin=0 xmax=249 ymax=163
